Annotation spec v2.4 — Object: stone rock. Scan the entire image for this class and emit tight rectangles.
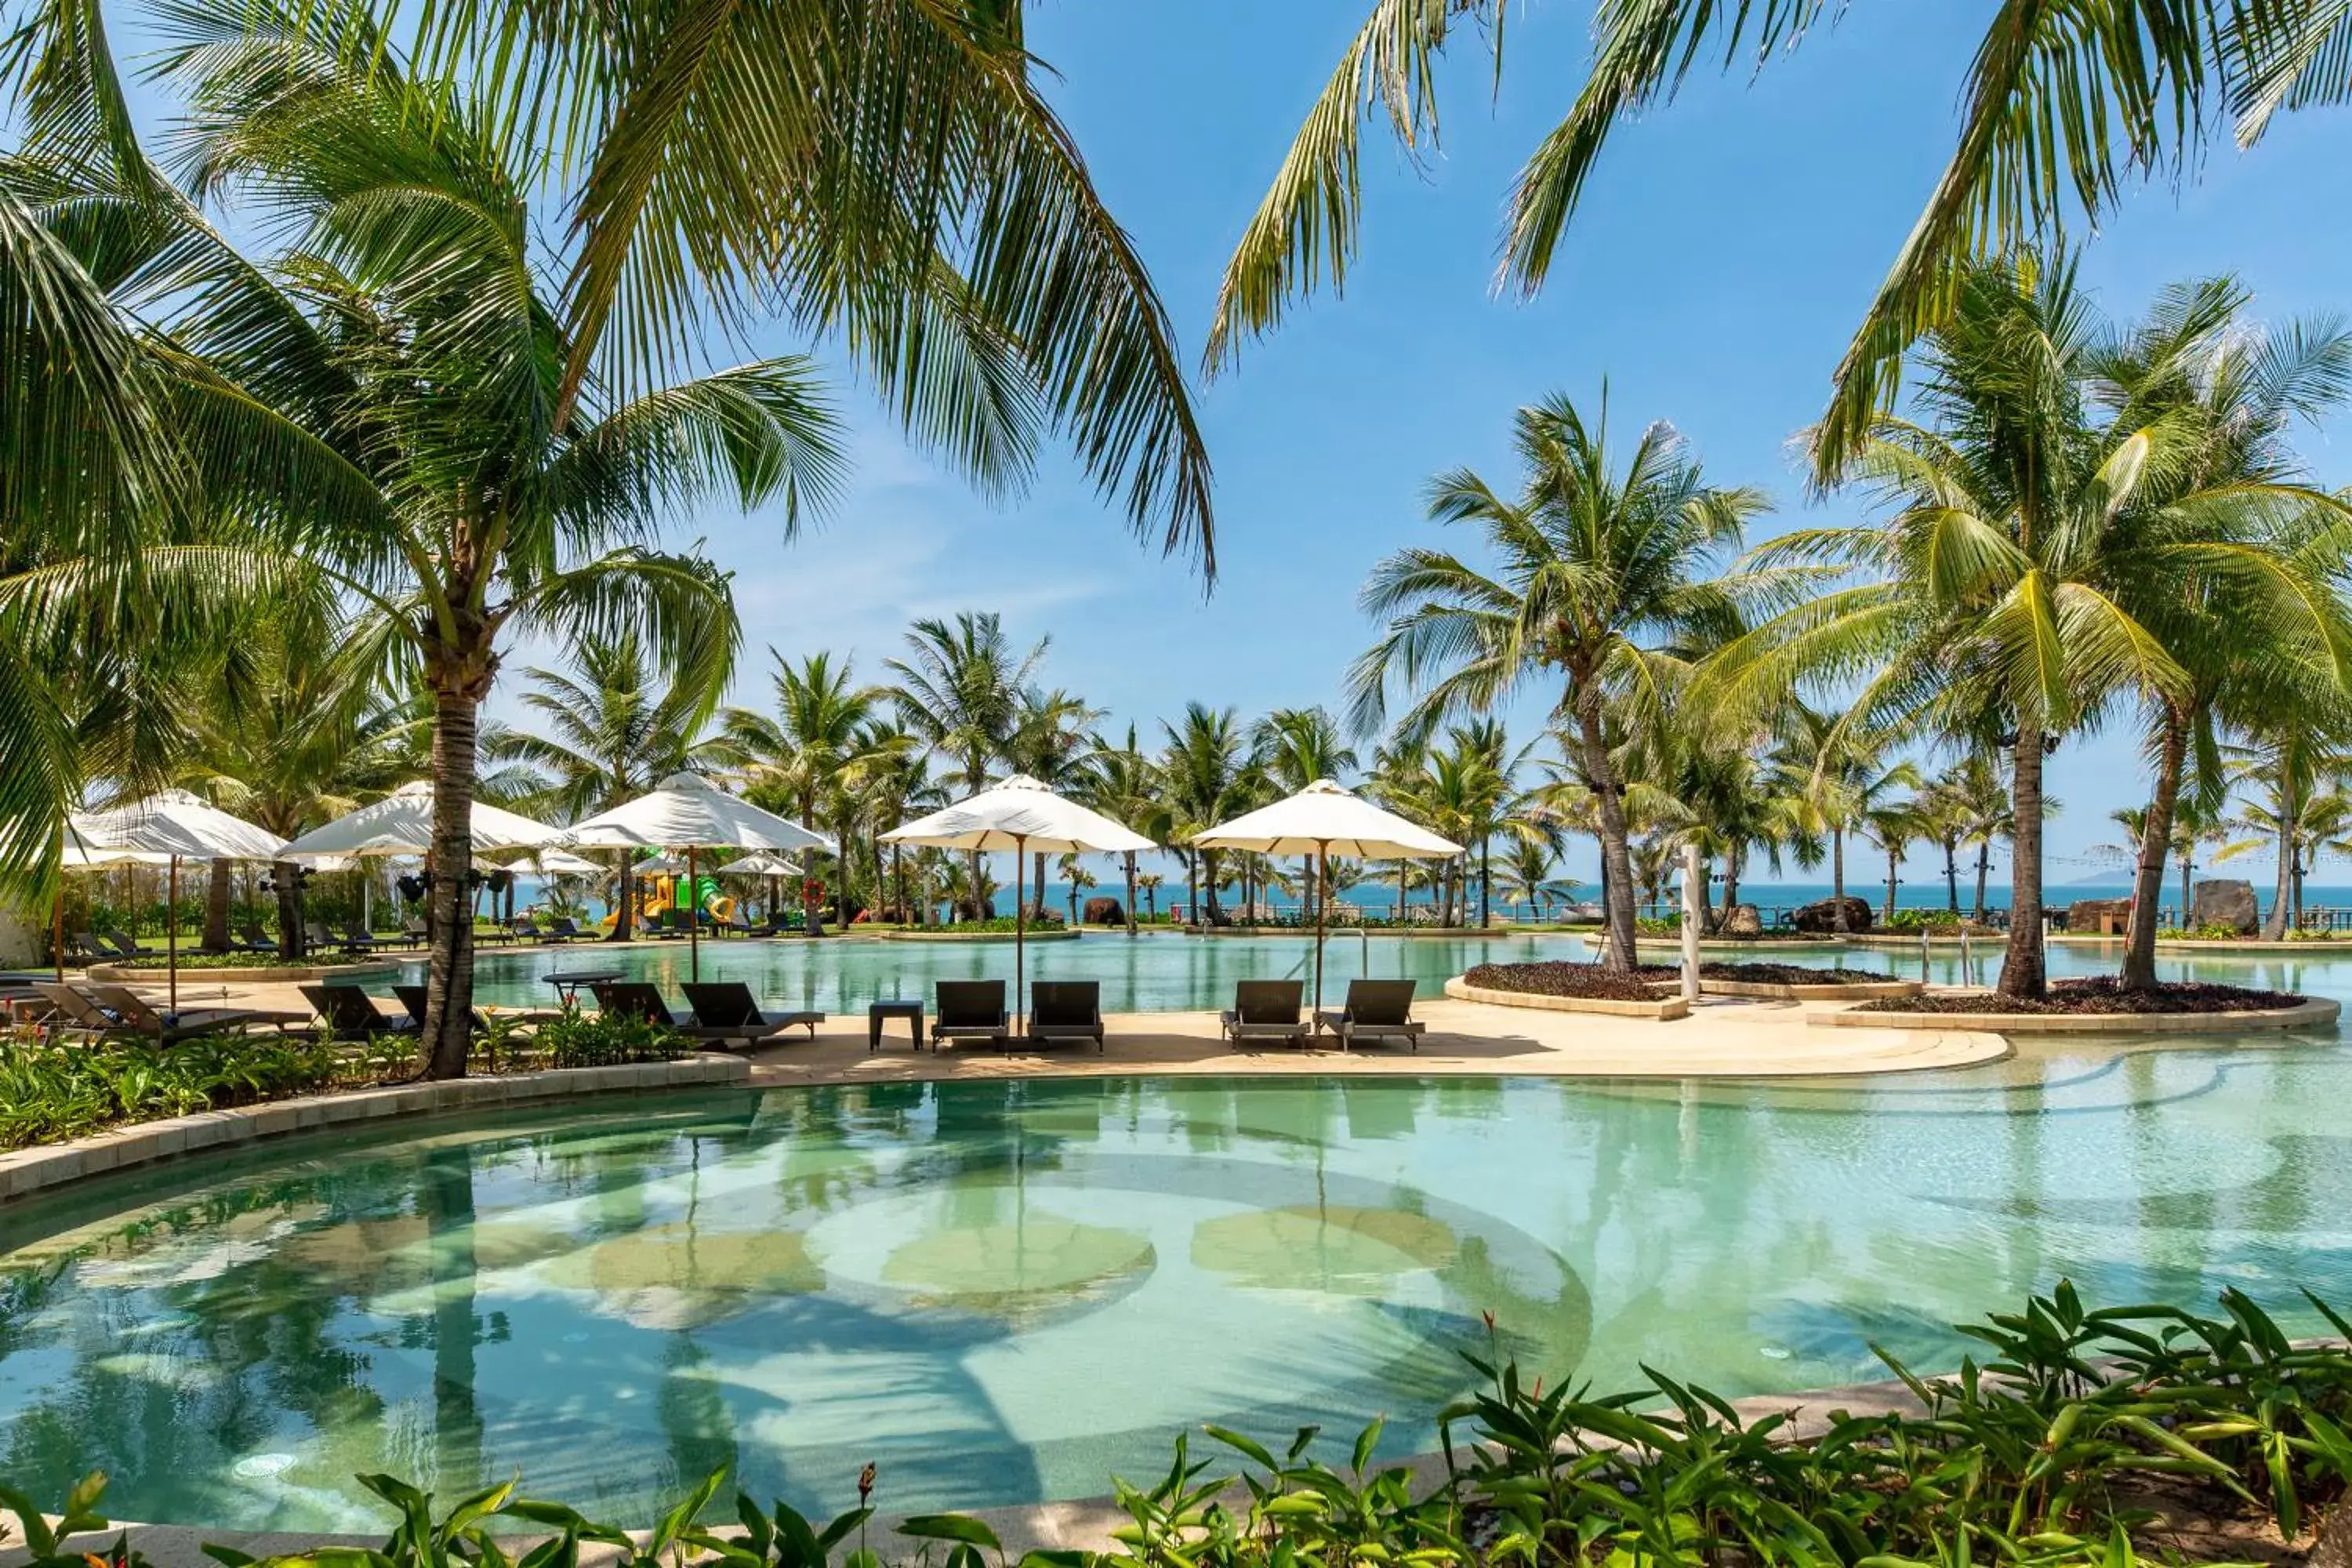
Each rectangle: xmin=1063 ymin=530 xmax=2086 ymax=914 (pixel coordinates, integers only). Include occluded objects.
xmin=1791 ymin=895 xmax=1873 ymax=934
xmin=2190 ymin=878 xmax=2259 ymax=935
xmin=2066 ymin=897 xmax=2134 ymax=935
xmin=1721 ymin=903 xmax=1763 ymax=938
xmin=1083 ymin=896 xmax=1125 ymax=926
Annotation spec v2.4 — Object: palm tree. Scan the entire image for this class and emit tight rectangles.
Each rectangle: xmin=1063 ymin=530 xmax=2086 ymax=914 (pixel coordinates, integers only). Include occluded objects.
xmin=2 ymin=0 xmax=1222 ymax=1073
xmin=1005 ymin=688 xmax=1104 ymax=916
xmin=1211 ymin=0 xmax=2335 ymax=477
xmin=724 ymin=651 xmax=886 ymax=922
xmin=1058 ymin=854 xmax=1097 ymax=925
xmin=1769 ymin=706 xmax=1921 ymax=933
xmin=887 ymin=613 xmax=1044 ymax=904
xmin=181 ymin=612 xmax=419 ymax=953
xmin=1348 ymin=390 xmax=1765 ymax=969
xmin=10 ymin=11 xmax=850 ymax=1076
xmin=1701 ymin=256 xmax=2238 ymax=998
xmin=1159 ymin=703 xmax=1251 ymax=926
xmin=485 ymin=633 xmax=725 ymax=942
xmin=1247 ymin=706 xmax=1357 ymax=921
xmin=1084 ymin=725 xmax=1169 ymax=935
xmin=2088 ymin=281 xmax=2352 ymax=987
xmin=2219 ymin=722 xmax=2352 ymax=939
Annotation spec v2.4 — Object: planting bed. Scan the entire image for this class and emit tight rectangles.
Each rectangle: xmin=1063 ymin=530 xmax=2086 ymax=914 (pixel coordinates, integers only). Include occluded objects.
xmin=1855 ymin=977 xmax=2308 ymax=1015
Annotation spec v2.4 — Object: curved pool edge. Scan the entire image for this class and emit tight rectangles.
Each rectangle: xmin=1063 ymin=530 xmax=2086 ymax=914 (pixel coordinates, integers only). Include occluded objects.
xmin=0 ymin=1362 xmax=1947 ymax=1564
xmin=0 ymin=1053 xmax=750 ymax=1204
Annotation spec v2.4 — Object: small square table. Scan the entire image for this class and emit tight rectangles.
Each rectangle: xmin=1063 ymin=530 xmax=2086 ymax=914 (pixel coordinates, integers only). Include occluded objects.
xmin=868 ymin=999 xmax=926 ymax=1052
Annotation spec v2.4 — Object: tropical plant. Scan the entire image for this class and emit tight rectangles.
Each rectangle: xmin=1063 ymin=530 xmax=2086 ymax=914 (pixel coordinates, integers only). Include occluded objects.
xmin=1698 ymin=255 xmax=2298 ymax=998
xmin=1004 ymin=687 xmax=1104 ymax=915
xmin=1210 ymin=0 xmax=2347 ymax=477
xmin=724 ymin=651 xmax=887 ymax=922
xmin=1768 ymin=706 xmax=1921 ymax=933
xmin=1160 ymin=702 xmax=1254 ymax=925
xmin=887 ymin=613 xmax=1044 ymax=903
xmin=1085 ymin=724 xmax=1169 ymax=934
xmin=2218 ymin=722 xmax=2352 ymax=938
xmin=1348 ymin=390 xmax=1765 ymax=967
xmin=487 ymin=633 xmax=727 ymax=941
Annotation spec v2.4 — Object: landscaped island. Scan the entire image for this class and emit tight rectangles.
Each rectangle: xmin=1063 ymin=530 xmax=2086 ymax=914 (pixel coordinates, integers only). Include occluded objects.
xmin=1855 ymin=976 xmax=2311 ymax=1015
xmin=1463 ymin=958 xmax=1895 ymax=996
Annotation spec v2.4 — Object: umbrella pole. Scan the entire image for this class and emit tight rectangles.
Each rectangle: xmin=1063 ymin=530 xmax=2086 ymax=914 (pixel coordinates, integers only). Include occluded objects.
xmin=1014 ymin=834 xmax=1025 ymax=1032
xmin=688 ymin=846 xmax=700 ymax=982
xmin=1315 ymin=844 xmax=1327 ymax=1019
xmin=168 ymin=854 xmax=180 ymax=1014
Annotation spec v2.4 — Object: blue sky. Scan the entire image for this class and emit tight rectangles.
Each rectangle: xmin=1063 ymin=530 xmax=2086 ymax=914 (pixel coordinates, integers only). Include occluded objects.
xmin=691 ymin=3 xmax=2352 ymax=886
xmin=112 ymin=3 xmax=2352 ymax=887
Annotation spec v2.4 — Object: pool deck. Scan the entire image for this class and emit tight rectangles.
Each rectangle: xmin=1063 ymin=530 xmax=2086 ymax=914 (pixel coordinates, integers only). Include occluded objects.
xmin=166 ymin=978 xmax=2009 ymax=1080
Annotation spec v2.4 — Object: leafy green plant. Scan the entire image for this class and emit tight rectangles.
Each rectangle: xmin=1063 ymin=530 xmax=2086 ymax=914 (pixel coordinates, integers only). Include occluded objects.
xmin=527 ymin=1007 xmax=691 ymax=1070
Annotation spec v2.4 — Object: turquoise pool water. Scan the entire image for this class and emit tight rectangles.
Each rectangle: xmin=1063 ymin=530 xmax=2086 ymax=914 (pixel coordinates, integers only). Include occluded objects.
xmin=434 ymin=929 xmax=1572 ymax=1015
xmin=408 ymin=927 xmax=2352 ymax=1018
xmin=5 ymin=1017 xmax=2352 ymax=1533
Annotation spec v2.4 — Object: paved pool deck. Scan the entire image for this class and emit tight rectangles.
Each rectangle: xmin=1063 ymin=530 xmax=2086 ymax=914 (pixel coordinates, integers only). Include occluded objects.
xmin=168 ymin=978 xmax=2010 ymax=1080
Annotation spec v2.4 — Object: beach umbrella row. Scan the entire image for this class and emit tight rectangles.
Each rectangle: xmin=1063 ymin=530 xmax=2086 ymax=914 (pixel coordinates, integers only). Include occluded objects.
xmin=68 ymin=790 xmax=290 ymax=1007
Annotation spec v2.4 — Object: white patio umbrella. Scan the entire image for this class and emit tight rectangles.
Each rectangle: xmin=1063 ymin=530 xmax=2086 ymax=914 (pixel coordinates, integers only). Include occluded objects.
xmin=70 ymin=791 xmax=289 ymax=1009
xmin=557 ymin=772 xmax=832 ymax=979
xmin=281 ymin=782 xmax=562 ymax=935
xmin=1192 ymin=779 xmax=1462 ymax=1014
xmin=508 ymin=848 xmax=605 ymax=876
xmin=882 ymin=775 xmax=1156 ymax=1025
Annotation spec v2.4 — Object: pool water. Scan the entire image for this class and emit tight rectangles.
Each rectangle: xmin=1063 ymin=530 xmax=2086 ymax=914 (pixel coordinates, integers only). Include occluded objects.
xmin=5 ymin=1000 xmax=2352 ymax=1533
xmin=440 ymin=929 xmax=1570 ymax=1015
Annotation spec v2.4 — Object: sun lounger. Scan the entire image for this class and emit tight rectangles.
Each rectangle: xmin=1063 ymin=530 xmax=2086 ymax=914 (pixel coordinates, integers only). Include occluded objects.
xmin=341 ymin=924 xmax=383 ymax=954
xmin=99 ymin=928 xmax=152 ymax=960
xmin=67 ymin=932 xmax=110 ymax=965
xmin=401 ymin=919 xmax=430 ymax=949
xmin=931 ymin=980 xmax=1011 ymax=1051
xmin=681 ymin=982 xmax=823 ymax=1041
xmin=33 ymin=982 xmax=124 ymax=1037
xmin=302 ymin=982 xmax=416 ymax=1036
xmin=234 ymin=922 xmax=278 ymax=954
xmin=508 ymin=915 xmax=546 ymax=944
xmin=1313 ymin=978 xmax=1425 ymax=1052
xmin=1221 ymin=978 xmax=1309 ymax=1049
xmin=85 ymin=983 xmax=264 ymax=1044
xmin=546 ymin=916 xmax=585 ymax=942
xmin=1027 ymin=981 xmax=1105 ymax=1051
xmin=591 ymin=980 xmax=787 ymax=1049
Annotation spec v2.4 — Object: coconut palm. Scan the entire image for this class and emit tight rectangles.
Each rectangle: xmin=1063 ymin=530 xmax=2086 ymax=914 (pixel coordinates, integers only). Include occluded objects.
xmin=1004 ymin=687 xmax=1104 ymax=916
xmin=1159 ymin=702 xmax=1252 ymax=925
xmin=887 ymin=612 xmax=1045 ymax=900
xmin=2085 ymin=280 xmax=2352 ymax=986
xmin=1083 ymin=724 xmax=1168 ymax=935
xmin=1700 ymin=255 xmax=2244 ymax=998
xmin=485 ymin=633 xmax=728 ymax=942
xmin=1211 ymin=0 xmax=2336 ymax=475
xmin=1769 ymin=706 xmax=1922 ymax=934
xmin=2218 ymin=721 xmax=2352 ymax=938
xmin=4 ymin=8 xmax=859 ymax=1075
xmin=1348 ymin=390 xmax=1765 ymax=968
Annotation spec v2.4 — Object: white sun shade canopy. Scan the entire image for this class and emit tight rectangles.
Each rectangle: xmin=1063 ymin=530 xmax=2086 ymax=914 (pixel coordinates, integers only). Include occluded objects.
xmin=507 ymin=848 xmax=607 ymax=876
xmin=60 ymin=841 xmax=172 ymax=869
xmin=882 ymin=775 xmax=1156 ymax=854
xmin=71 ymin=789 xmax=288 ymax=862
xmin=281 ymin=782 xmax=561 ymax=858
xmin=1192 ymin=779 xmax=1462 ymax=858
xmin=716 ymin=851 xmax=802 ymax=877
xmin=558 ymin=772 xmax=833 ymax=854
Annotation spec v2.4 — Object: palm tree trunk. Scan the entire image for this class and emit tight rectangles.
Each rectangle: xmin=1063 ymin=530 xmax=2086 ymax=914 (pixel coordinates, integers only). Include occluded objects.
xmin=1974 ymin=840 xmax=1990 ymax=921
xmin=202 ymin=858 xmax=234 ymax=953
xmin=2263 ymin=812 xmax=2296 ymax=941
xmin=1831 ymin=829 xmax=1849 ymax=932
xmin=423 ymin=670 xmax=485 ymax=1079
xmin=2121 ymin=712 xmax=2187 ymax=992
xmin=610 ymin=849 xmax=635 ymax=942
xmin=2000 ymin=728 xmax=2048 ymax=1000
xmin=1572 ymin=695 xmax=1639 ymax=972
xmin=1032 ymin=848 xmax=1047 ymax=920
xmin=1944 ymin=840 xmax=1960 ymax=913
xmin=1883 ymin=844 xmax=1899 ymax=922
xmin=1717 ymin=848 xmax=1741 ymax=932
xmin=1123 ymin=851 xmax=1137 ymax=935
xmin=273 ymin=860 xmax=305 ymax=957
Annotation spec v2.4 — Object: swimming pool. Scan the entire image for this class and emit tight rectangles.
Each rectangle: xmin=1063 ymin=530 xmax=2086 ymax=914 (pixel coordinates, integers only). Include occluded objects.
xmin=440 ymin=929 xmax=1572 ymax=1015
xmin=418 ymin=927 xmax=2352 ymax=1016
xmin=4 ymin=1027 xmax=2352 ymax=1533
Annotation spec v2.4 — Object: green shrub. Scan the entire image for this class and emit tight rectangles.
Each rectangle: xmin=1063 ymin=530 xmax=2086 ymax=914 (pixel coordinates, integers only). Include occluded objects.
xmin=0 ymin=1033 xmax=343 ymax=1150
xmin=527 ymin=1007 xmax=691 ymax=1069
xmin=9 ymin=1283 xmax=2350 ymax=1568
xmin=922 ymin=915 xmax=1065 ymax=935
xmin=1883 ymin=907 xmax=1963 ymax=930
